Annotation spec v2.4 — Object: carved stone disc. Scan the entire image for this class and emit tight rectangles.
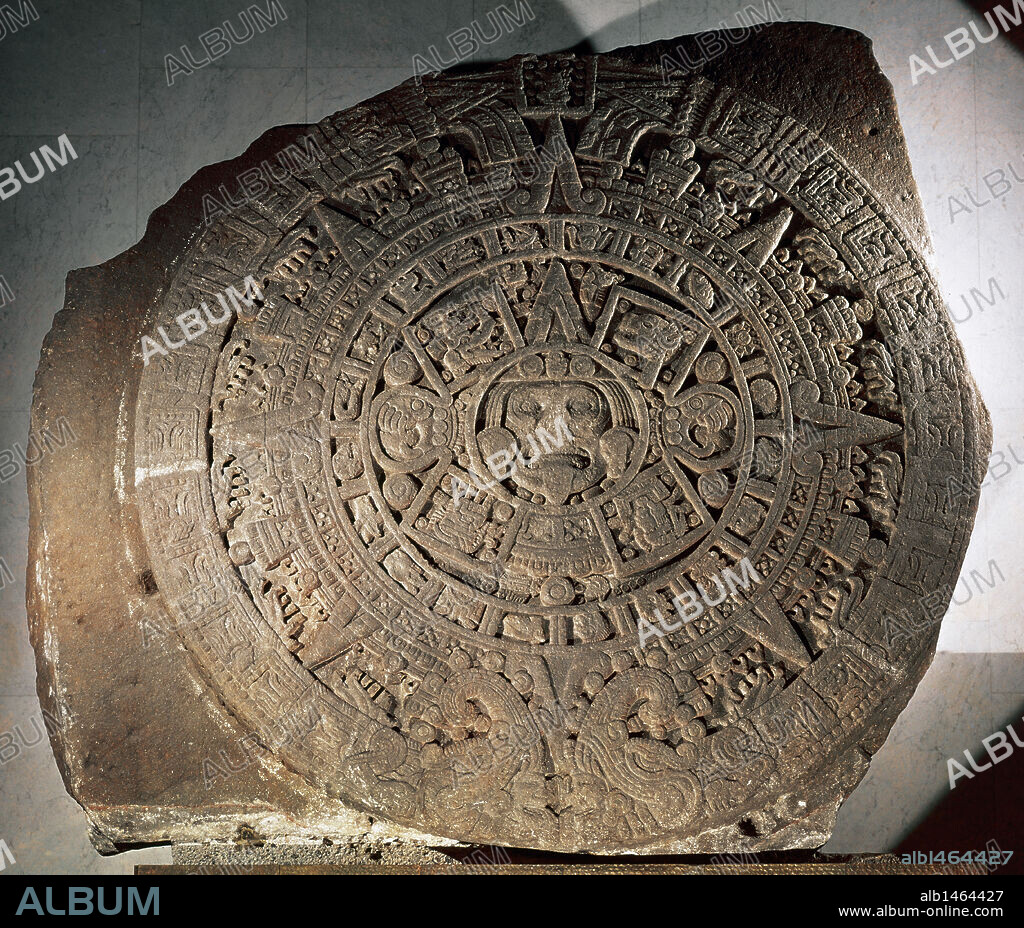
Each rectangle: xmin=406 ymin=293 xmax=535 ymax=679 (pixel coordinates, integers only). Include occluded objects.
xmin=31 ymin=26 xmax=990 ymax=854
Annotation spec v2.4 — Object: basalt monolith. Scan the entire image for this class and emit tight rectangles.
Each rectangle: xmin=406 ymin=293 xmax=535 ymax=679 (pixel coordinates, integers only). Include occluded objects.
xmin=28 ymin=23 xmax=990 ymax=854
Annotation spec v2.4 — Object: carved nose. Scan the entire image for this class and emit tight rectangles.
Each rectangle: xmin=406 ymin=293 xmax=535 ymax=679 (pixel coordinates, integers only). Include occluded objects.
xmin=538 ymin=406 xmax=566 ymax=435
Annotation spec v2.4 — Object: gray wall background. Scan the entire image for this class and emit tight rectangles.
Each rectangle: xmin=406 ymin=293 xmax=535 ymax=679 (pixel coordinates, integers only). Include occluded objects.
xmin=0 ymin=0 xmax=1021 ymax=872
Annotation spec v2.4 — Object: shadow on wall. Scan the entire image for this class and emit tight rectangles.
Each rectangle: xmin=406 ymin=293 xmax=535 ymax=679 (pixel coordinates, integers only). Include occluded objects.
xmin=967 ymin=0 xmax=1024 ymax=58
xmin=467 ymin=0 xmax=794 ymax=65
xmin=465 ymin=0 xmax=1024 ymax=66
xmin=439 ymin=0 xmax=795 ymax=93
xmin=896 ymin=698 xmax=1024 ymax=874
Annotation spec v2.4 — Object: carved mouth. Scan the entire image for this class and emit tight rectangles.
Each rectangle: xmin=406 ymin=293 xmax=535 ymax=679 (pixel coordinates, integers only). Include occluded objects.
xmin=529 ymin=450 xmax=592 ymax=471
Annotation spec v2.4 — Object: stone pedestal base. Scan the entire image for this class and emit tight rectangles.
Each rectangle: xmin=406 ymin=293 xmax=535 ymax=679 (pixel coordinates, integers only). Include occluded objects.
xmin=137 ymin=847 xmax=988 ymax=875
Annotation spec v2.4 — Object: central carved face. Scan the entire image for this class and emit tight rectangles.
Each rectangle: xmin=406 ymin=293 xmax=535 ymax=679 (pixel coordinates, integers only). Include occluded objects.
xmin=479 ymin=379 xmax=634 ymax=505
xmin=509 ymin=381 xmax=606 ymax=498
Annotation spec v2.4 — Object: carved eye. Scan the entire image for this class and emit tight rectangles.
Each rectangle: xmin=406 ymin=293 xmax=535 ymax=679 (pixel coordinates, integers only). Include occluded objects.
xmin=567 ymin=397 xmax=597 ymax=418
xmin=512 ymin=396 xmax=542 ymax=419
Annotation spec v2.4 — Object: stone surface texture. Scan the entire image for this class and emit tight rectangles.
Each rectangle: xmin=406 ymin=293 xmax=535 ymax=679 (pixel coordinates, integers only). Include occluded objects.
xmin=28 ymin=23 xmax=990 ymax=855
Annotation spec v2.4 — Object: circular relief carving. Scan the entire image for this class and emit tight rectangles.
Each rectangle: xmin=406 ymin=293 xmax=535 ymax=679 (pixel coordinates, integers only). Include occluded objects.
xmin=133 ymin=64 xmax=980 ymax=852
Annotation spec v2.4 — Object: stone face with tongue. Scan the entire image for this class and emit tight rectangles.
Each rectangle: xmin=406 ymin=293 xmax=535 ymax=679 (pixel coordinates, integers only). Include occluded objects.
xmin=28 ymin=23 xmax=990 ymax=855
